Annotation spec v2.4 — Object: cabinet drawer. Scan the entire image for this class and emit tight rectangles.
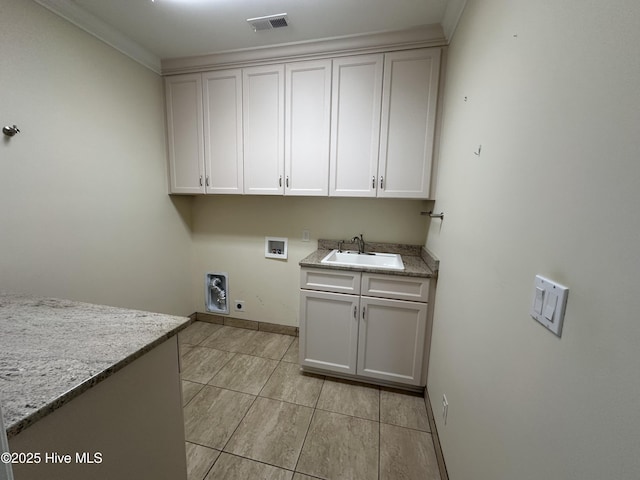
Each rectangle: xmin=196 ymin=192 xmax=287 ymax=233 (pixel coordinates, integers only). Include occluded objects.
xmin=300 ymin=268 xmax=361 ymax=294
xmin=361 ymin=273 xmax=429 ymax=302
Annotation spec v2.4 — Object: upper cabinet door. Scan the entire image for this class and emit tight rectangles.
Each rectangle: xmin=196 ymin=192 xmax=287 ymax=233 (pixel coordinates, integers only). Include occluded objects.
xmin=377 ymin=48 xmax=441 ymax=199
xmin=285 ymin=60 xmax=332 ymax=196
xmin=329 ymin=54 xmax=384 ymax=197
xmin=243 ymin=65 xmax=285 ymax=195
xmin=165 ymin=74 xmax=205 ymax=194
xmin=203 ymin=70 xmax=244 ymax=194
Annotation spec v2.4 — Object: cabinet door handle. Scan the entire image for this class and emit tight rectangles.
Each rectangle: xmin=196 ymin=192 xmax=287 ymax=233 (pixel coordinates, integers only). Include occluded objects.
xmin=286 ymin=176 xmax=289 ymax=188
xmin=353 ymin=306 xmax=357 ymax=318
xmin=362 ymin=306 xmax=366 ymax=319
xmin=199 ymin=175 xmax=203 ymax=186
xmin=279 ymin=176 xmax=282 ymax=187
xmin=205 ymin=176 xmax=210 ymax=187
xmin=380 ymin=176 xmax=384 ymax=189
xmin=372 ymin=176 xmax=375 ymax=189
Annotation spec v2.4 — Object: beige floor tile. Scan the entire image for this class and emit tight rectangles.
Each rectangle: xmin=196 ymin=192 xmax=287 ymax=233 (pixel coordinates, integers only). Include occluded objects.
xmin=380 ymin=423 xmax=440 ymax=480
xmin=182 ymin=380 xmax=205 ymax=406
xmin=292 ymin=474 xmax=321 ymax=480
xmin=316 ymin=378 xmax=380 ymax=421
xmin=202 ymin=326 xmax=294 ymax=360
xmin=179 ymin=344 xmax=192 ymax=374
xmin=184 ymin=385 xmax=255 ymax=449
xmin=282 ymin=337 xmax=299 ymax=363
xmin=380 ymin=388 xmax=430 ymax=432
xmin=209 ymin=353 xmax=279 ymax=395
xmin=225 ymin=397 xmax=313 ymax=470
xmin=259 ymin=361 xmax=324 ymax=407
xmin=185 ymin=442 xmax=220 ymax=480
xmin=296 ymin=409 xmax=379 ymax=480
xmin=201 ymin=326 xmax=257 ymax=351
xmin=245 ymin=331 xmax=295 ymax=360
xmin=205 ymin=453 xmax=293 ymax=480
xmin=180 ymin=346 xmax=235 ymax=384
xmin=180 ymin=344 xmax=194 ymax=358
xmin=179 ymin=321 xmax=224 ymax=345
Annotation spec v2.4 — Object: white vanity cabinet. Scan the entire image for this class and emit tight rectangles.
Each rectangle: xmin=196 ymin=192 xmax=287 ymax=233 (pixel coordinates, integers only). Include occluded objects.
xmin=299 ymin=267 xmax=430 ymax=387
xmin=299 ymin=269 xmax=361 ymax=375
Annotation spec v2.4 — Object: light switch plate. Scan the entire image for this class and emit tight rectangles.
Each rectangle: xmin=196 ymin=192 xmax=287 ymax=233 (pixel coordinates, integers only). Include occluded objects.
xmin=530 ymin=275 xmax=569 ymax=337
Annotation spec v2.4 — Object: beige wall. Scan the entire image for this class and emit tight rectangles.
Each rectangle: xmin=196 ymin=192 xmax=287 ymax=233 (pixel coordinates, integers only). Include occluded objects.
xmin=427 ymin=1 xmax=640 ymax=479
xmin=192 ymin=196 xmax=429 ymax=325
xmin=0 ymin=0 xmax=193 ymax=316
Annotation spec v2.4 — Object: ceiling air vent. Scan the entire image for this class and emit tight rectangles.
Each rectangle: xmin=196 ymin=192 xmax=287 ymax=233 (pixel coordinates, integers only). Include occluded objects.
xmin=247 ymin=13 xmax=289 ymax=32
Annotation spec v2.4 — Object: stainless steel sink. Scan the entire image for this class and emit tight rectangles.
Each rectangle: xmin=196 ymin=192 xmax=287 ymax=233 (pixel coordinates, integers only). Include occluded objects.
xmin=320 ymin=249 xmax=404 ymax=271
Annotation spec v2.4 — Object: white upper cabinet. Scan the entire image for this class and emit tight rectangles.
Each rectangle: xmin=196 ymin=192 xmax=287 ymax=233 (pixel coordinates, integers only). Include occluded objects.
xmin=378 ymin=48 xmax=441 ymax=198
xmin=165 ymin=74 xmax=204 ymax=194
xmin=202 ymin=70 xmax=244 ymax=194
xmin=284 ymin=60 xmax=332 ymax=196
xmin=329 ymin=54 xmax=384 ymax=197
xmin=243 ymin=65 xmax=285 ymax=195
xmin=165 ymin=47 xmax=441 ymax=198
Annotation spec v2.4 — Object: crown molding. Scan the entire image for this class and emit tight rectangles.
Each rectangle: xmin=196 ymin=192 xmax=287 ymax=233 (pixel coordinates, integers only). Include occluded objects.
xmin=33 ymin=0 xmax=161 ymax=73
xmin=442 ymin=0 xmax=468 ymax=43
xmin=31 ymin=0 xmax=450 ymax=76
xmin=161 ymin=24 xmax=447 ymax=75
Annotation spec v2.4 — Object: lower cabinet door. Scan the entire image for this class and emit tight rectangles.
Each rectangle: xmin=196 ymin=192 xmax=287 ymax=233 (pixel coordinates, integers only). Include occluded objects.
xmin=357 ymin=297 xmax=427 ymax=385
xmin=299 ymin=290 xmax=359 ymax=375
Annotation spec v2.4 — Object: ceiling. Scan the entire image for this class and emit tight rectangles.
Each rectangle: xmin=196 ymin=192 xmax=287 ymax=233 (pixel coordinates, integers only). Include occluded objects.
xmin=34 ymin=0 xmax=466 ymax=72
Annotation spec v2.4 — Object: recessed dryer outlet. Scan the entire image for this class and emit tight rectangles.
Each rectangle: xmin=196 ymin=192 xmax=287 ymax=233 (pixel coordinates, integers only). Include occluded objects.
xmin=205 ymin=273 xmax=229 ymax=315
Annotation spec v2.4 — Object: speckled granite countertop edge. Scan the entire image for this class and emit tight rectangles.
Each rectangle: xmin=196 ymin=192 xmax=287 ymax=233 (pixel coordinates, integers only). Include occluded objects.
xmin=5 ymin=322 xmax=190 ymax=439
xmin=1 ymin=294 xmax=192 ymax=439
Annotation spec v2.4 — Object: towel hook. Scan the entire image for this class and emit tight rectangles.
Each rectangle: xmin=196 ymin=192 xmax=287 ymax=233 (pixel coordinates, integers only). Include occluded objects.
xmin=2 ymin=125 xmax=20 ymax=137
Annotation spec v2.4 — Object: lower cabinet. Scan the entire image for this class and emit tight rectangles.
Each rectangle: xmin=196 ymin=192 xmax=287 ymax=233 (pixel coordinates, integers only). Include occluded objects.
xmin=357 ymin=296 xmax=427 ymax=385
xmin=299 ymin=290 xmax=359 ymax=375
xmin=299 ymin=268 xmax=429 ymax=387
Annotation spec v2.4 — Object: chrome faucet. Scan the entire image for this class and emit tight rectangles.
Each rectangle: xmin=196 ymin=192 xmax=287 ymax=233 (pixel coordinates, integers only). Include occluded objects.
xmin=352 ymin=234 xmax=365 ymax=254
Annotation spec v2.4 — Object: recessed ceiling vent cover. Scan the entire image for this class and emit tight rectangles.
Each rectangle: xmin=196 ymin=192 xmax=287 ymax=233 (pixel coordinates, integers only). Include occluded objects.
xmin=247 ymin=13 xmax=289 ymax=32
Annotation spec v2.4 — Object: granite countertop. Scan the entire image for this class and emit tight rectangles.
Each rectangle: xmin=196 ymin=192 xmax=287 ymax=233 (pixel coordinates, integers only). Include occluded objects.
xmin=0 ymin=293 xmax=191 ymax=438
xmin=299 ymin=239 xmax=437 ymax=278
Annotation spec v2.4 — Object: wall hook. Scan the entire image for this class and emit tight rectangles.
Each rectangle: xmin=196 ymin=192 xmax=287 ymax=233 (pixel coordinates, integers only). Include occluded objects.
xmin=3 ymin=125 xmax=20 ymax=137
xmin=474 ymin=145 xmax=482 ymax=156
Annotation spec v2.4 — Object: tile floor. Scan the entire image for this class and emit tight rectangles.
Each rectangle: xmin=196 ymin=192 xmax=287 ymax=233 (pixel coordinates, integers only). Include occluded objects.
xmin=179 ymin=321 xmax=441 ymax=480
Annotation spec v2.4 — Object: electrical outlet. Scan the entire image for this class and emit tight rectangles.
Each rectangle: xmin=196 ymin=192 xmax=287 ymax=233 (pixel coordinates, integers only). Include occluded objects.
xmin=302 ymin=229 xmax=310 ymax=242
xmin=234 ymin=300 xmax=245 ymax=312
xmin=442 ymin=394 xmax=449 ymax=425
